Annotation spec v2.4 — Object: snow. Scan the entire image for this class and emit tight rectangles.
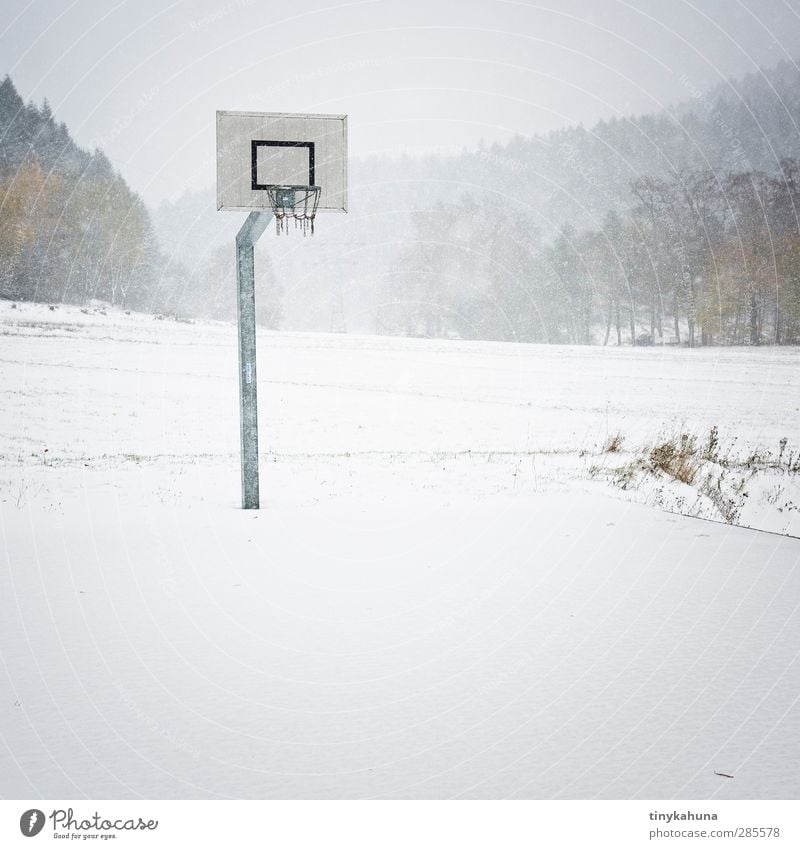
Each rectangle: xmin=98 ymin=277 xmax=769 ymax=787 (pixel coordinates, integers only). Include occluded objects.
xmin=1 ymin=302 xmax=799 ymax=799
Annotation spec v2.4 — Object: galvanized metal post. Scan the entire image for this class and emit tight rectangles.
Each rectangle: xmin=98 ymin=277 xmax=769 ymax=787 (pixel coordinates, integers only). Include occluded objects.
xmin=236 ymin=211 xmax=273 ymax=509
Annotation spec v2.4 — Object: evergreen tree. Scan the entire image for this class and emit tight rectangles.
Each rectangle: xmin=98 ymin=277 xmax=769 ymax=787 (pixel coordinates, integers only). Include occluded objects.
xmin=0 ymin=75 xmax=165 ymax=311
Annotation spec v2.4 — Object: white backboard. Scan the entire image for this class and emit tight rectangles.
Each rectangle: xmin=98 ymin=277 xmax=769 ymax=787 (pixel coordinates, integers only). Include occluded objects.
xmin=216 ymin=111 xmax=347 ymax=212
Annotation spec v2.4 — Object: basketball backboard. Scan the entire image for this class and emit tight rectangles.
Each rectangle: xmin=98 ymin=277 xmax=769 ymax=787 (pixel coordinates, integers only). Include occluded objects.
xmin=216 ymin=111 xmax=347 ymax=212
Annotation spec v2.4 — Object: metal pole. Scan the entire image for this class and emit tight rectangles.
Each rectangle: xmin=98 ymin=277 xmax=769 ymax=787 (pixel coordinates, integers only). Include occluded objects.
xmin=236 ymin=211 xmax=273 ymax=509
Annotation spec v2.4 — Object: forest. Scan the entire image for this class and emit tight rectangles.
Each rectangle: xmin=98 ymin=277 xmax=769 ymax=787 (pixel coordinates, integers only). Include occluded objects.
xmin=3 ymin=60 xmax=800 ymax=345
xmin=374 ymin=60 xmax=800 ymax=345
xmin=0 ymin=76 xmax=160 ymax=310
xmin=385 ymin=163 xmax=800 ymax=346
xmin=0 ymin=76 xmax=279 ymax=326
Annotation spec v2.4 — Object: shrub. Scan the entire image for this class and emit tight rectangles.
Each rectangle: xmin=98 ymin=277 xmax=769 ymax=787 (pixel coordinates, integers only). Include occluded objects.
xmin=647 ymin=433 xmax=700 ymax=484
xmin=603 ymin=432 xmax=624 ymax=453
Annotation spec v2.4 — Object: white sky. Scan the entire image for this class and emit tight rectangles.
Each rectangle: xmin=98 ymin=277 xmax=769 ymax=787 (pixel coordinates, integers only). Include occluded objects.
xmin=2 ymin=0 xmax=800 ymax=204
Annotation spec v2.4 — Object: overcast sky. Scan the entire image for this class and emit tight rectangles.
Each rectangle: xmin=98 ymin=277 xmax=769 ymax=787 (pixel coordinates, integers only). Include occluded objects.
xmin=2 ymin=0 xmax=799 ymax=204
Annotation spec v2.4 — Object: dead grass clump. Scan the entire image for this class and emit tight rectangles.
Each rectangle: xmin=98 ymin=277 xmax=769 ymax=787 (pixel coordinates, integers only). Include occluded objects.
xmin=595 ymin=427 xmax=799 ymax=526
xmin=647 ymin=433 xmax=700 ymax=485
xmin=702 ymin=425 xmax=720 ymax=462
xmin=603 ymin=432 xmax=625 ymax=453
xmin=699 ymin=471 xmax=746 ymax=524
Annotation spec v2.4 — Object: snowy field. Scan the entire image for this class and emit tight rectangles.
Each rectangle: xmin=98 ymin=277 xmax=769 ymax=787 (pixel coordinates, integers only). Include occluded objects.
xmin=1 ymin=302 xmax=799 ymax=799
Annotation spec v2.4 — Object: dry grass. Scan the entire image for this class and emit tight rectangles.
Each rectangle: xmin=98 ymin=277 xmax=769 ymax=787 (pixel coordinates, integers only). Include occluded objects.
xmin=593 ymin=427 xmax=800 ymax=526
xmin=603 ymin=432 xmax=625 ymax=453
xmin=646 ymin=433 xmax=701 ymax=484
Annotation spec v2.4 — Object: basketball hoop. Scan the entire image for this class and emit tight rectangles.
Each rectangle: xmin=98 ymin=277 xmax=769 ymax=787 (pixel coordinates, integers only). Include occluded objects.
xmin=265 ymin=185 xmax=321 ymax=235
xmin=216 ymin=111 xmax=347 ymax=509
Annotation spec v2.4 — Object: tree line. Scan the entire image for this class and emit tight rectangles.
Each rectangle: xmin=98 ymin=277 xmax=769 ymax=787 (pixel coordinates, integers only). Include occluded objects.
xmin=0 ymin=76 xmax=161 ymax=309
xmin=0 ymin=76 xmax=280 ymax=326
xmin=4 ymin=68 xmax=800 ymax=345
xmin=384 ymin=162 xmax=800 ymax=346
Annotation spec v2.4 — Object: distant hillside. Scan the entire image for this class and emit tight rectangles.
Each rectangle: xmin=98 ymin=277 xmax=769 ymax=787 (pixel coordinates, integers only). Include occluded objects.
xmin=0 ymin=76 xmax=280 ymax=325
xmin=154 ymin=60 xmax=800 ymax=338
xmin=0 ymin=76 xmax=163 ymax=309
xmin=0 ymin=76 xmax=114 ymax=181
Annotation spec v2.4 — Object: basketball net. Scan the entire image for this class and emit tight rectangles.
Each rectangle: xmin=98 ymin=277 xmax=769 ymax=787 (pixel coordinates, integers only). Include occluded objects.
xmin=265 ymin=186 xmax=321 ymax=236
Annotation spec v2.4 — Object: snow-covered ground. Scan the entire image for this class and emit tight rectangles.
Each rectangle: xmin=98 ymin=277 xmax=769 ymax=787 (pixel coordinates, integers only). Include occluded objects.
xmin=1 ymin=302 xmax=798 ymax=799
